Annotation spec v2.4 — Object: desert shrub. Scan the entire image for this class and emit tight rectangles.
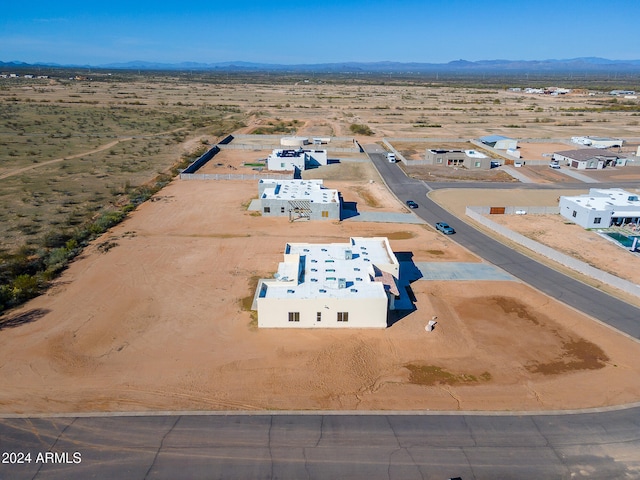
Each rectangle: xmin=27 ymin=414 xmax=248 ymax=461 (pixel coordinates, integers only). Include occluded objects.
xmin=349 ymin=123 xmax=374 ymax=135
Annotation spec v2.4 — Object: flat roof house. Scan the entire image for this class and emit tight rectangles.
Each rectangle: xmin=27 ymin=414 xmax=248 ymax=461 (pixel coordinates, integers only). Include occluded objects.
xmin=266 ymin=148 xmax=328 ymax=171
xmin=559 ymin=188 xmax=640 ymax=228
xmin=254 ymin=237 xmax=400 ymax=328
xmin=552 ymin=148 xmax=623 ymax=170
xmin=257 ymin=179 xmax=341 ymax=221
xmin=424 ymin=149 xmax=493 ymax=169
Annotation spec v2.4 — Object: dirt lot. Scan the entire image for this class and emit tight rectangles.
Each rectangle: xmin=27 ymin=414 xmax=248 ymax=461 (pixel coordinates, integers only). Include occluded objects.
xmin=2 ymin=178 xmax=640 ymax=414
xmin=488 ymin=213 xmax=640 ymax=285
xmin=3 ymin=78 xmax=640 ymax=414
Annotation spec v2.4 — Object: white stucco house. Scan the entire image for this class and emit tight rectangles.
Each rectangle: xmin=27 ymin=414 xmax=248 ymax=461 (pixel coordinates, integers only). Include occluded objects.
xmin=257 ymin=179 xmax=341 ymax=221
xmin=559 ymin=188 xmax=640 ymax=228
xmin=253 ymin=237 xmax=400 ymax=328
xmin=266 ymin=148 xmax=328 ymax=171
xmin=571 ymin=136 xmax=624 ymax=149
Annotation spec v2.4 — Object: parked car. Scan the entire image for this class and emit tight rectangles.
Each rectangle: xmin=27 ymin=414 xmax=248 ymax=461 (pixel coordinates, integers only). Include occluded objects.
xmin=387 ymin=152 xmax=396 ymax=163
xmin=549 ymin=162 xmax=561 ymax=169
xmin=406 ymin=200 xmax=418 ymax=209
xmin=435 ymin=222 xmax=455 ymax=234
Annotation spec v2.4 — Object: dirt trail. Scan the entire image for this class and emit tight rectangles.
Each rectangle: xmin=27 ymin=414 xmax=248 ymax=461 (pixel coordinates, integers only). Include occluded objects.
xmin=0 ymin=128 xmax=187 ymax=181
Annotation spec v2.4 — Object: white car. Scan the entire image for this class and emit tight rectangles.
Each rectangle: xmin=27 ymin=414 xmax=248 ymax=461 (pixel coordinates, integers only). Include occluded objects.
xmin=387 ymin=152 xmax=396 ymax=163
xmin=549 ymin=162 xmax=561 ymax=169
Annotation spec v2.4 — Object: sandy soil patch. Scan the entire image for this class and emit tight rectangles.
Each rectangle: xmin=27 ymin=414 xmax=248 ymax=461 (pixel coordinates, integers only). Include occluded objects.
xmin=1 ymin=180 xmax=640 ymax=414
xmin=517 ymin=142 xmax=572 ymax=161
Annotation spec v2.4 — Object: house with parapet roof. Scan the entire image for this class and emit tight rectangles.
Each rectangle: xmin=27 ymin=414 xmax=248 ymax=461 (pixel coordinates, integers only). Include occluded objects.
xmin=559 ymin=188 xmax=640 ymax=228
xmin=257 ymin=179 xmax=341 ymax=221
xmin=253 ymin=237 xmax=400 ymax=328
xmin=266 ymin=148 xmax=328 ymax=171
xmin=423 ymin=148 xmax=494 ymax=169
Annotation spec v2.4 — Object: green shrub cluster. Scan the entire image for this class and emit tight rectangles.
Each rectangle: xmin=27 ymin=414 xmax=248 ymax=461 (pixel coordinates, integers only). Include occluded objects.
xmin=349 ymin=123 xmax=374 ymax=135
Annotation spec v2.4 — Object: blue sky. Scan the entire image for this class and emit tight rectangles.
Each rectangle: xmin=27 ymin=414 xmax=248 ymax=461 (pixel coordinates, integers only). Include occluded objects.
xmin=1 ymin=0 xmax=638 ymax=65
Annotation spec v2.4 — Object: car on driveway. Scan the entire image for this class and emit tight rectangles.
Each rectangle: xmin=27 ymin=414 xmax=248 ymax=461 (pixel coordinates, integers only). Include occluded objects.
xmin=435 ymin=222 xmax=455 ymax=234
xmin=406 ymin=200 xmax=418 ymax=209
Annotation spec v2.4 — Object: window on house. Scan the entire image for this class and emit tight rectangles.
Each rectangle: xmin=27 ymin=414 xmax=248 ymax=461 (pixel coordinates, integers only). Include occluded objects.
xmin=281 ymin=207 xmax=285 ymax=213
xmin=264 ymin=207 xmax=271 ymax=213
xmin=322 ymin=211 xmax=329 ymax=218
xmin=316 ymin=312 xmax=322 ymax=322
xmin=280 ymin=163 xmax=285 ymax=168
xmin=594 ymin=217 xmax=601 ymax=224
xmin=337 ymin=312 xmax=349 ymax=322
xmin=288 ymin=312 xmax=300 ymax=322
xmin=572 ymin=210 xmax=577 ymax=218
xmin=475 ymin=161 xmax=481 ymax=168
xmin=436 ymin=157 xmax=443 ymax=163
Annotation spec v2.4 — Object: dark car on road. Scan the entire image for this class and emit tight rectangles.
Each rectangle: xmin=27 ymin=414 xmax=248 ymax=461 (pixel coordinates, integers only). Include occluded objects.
xmin=406 ymin=200 xmax=419 ymax=209
xmin=435 ymin=222 xmax=455 ymax=234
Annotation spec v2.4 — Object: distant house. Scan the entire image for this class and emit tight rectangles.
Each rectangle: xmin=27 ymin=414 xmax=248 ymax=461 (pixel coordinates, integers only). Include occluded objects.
xmin=571 ymin=136 xmax=624 ymax=149
xmin=257 ymin=179 xmax=341 ymax=221
xmin=266 ymin=148 xmax=328 ymax=171
xmin=423 ymin=149 xmax=493 ymax=169
xmin=559 ymin=188 xmax=640 ymax=228
xmin=552 ymin=148 xmax=624 ymax=170
xmin=479 ymin=135 xmax=518 ymax=151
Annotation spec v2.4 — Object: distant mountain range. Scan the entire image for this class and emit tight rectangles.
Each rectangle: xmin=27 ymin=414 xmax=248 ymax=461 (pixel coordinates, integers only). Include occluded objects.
xmin=2 ymin=58 xmax=640 ymax=73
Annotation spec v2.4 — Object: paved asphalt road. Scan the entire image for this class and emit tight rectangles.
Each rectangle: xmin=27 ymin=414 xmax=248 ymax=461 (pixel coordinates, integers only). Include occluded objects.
xmin=2 ymin=407 xmax=640 ymax=479
xmin=2 ymin=151 xmax=640 ymax=479
xmin=366 ymin=145 xmax=640 ymax=340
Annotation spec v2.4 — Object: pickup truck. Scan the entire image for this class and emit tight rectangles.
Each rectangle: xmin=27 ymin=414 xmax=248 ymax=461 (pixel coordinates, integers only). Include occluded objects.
xmin=387 ymin=152 xmax=396 ymax=163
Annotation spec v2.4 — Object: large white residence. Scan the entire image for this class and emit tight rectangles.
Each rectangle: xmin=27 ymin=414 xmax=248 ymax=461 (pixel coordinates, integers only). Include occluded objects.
xmin=559 ymin=188 xmax=640 ymax=228
xmin=253 ymin=237 xmax=400 ymax=328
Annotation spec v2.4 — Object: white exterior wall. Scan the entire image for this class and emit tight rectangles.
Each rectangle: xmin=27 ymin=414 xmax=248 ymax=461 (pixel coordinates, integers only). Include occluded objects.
xmin=257 ymin=293 xmax=388 ymax=328
xmin=267 ymin=154 xmax=305 ymax=171
xmin=304 ymin=149 xmax=328 ymax=166
xmin=559 ymin=197 xmax=612 ymax=228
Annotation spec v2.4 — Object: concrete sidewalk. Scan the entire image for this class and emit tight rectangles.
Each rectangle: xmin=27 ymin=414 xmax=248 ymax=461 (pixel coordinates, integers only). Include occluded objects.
xmin=415 ymin=262 xmax=516 ymax=281
xmin=501 ymin=165 xmax=535 ymax=183
xmin=555 ymin=167 xmax=600 ymax=183
xmin=343 ymin=211 xmax=426 ymax=224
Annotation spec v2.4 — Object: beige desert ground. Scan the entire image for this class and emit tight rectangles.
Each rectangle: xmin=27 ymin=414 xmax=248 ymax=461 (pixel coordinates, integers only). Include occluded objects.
xmin=2 ymin=173 xmax=640 ymax=414
xmin=2 ymin=77 xmax=640 ymax=414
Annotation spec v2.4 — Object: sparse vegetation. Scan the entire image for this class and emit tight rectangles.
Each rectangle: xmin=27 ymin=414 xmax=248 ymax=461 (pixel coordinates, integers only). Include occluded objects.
xmin=349 ymin=123 xmax=374 ymax=135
